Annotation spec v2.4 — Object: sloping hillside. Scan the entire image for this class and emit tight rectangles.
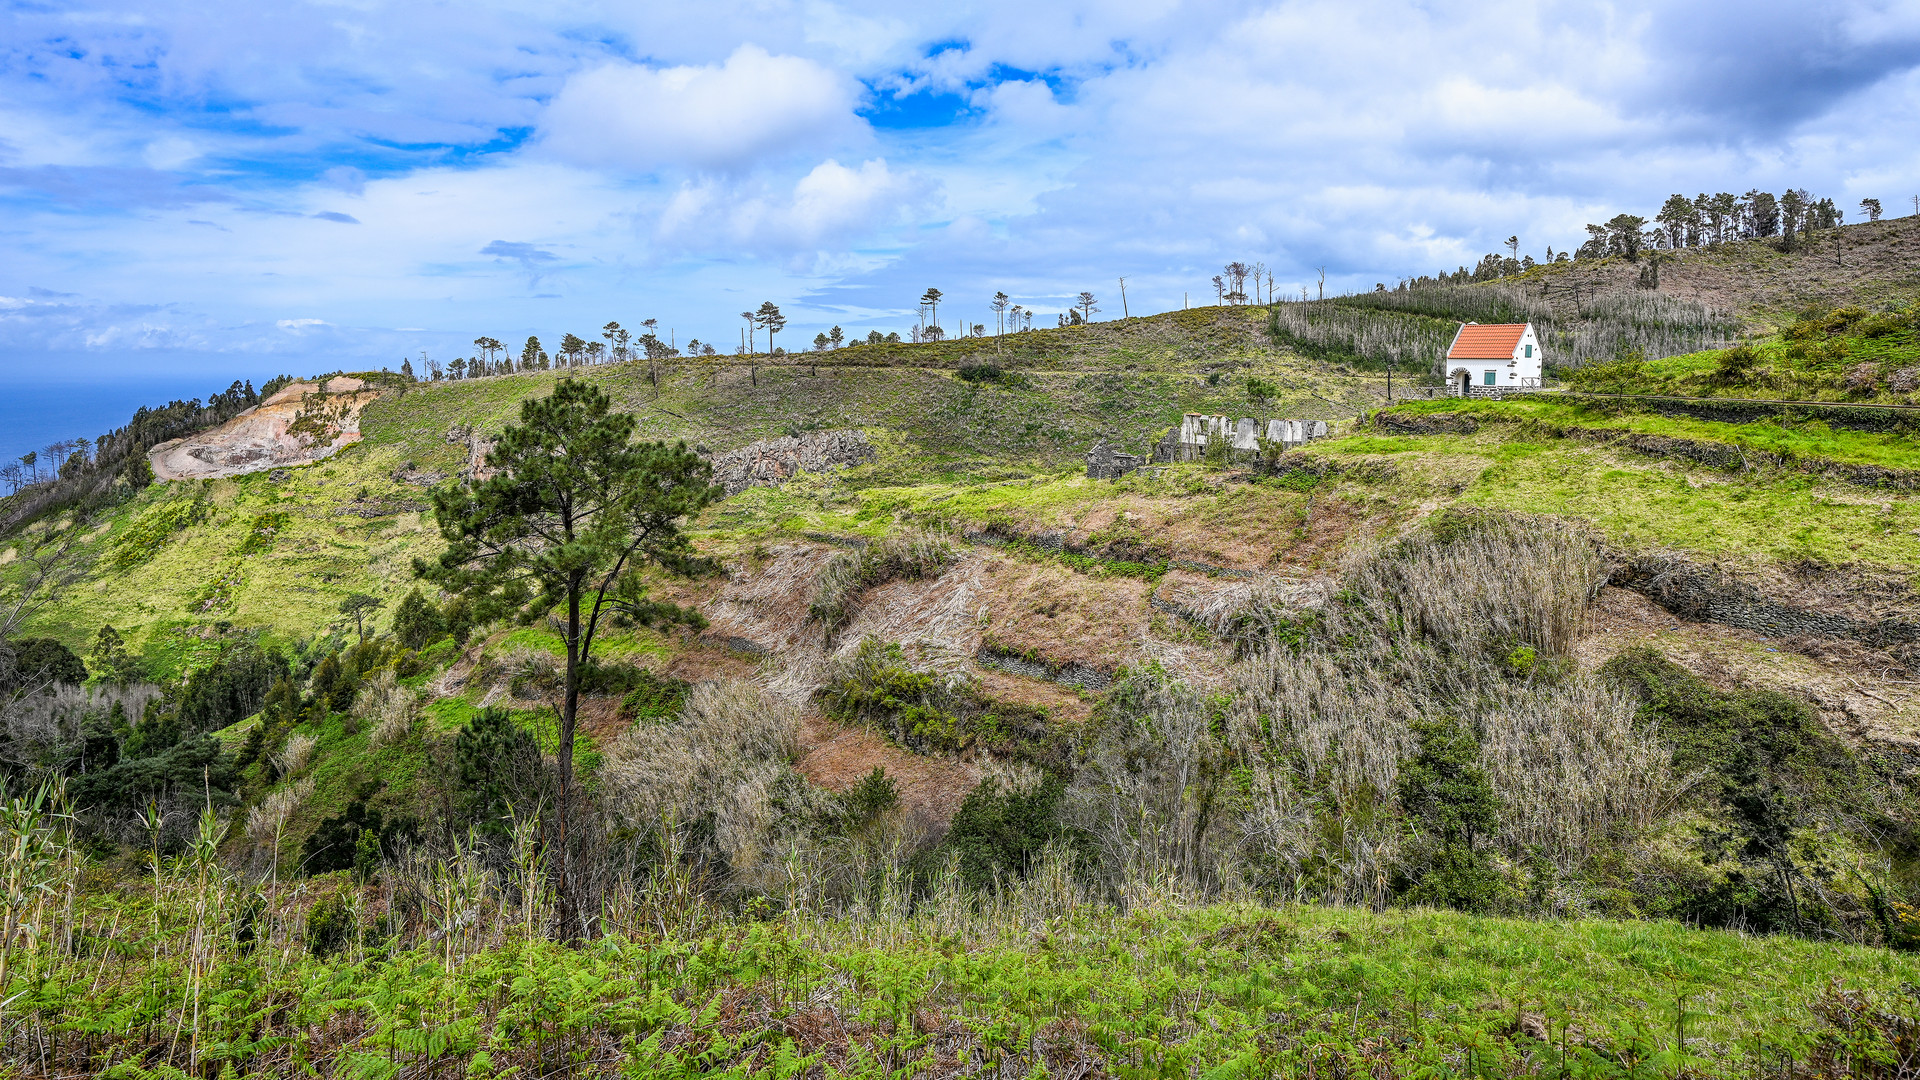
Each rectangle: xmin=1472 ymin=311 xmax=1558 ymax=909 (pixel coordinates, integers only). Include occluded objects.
xmin=6 ymin=285 xmax=1920 ymax=1078
xmin=1522 ymin=213 xmax=1920 ymax=328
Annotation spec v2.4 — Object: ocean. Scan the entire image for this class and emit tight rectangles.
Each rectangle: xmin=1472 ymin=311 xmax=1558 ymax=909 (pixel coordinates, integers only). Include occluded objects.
xmin=0 ymin=377 xmax=246 ymax=472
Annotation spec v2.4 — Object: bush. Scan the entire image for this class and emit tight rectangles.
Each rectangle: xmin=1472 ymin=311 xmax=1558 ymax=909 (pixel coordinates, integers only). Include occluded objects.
xmin=618 ymin=669 xmax=690 ymax=722
xmin=1711 ymin=344 xmax=1759 ymax=385
xmin=452 ymin=707 xmax=545 ymax=835
xmin=946 ymin=775 xmax=1072 ymax=891
xmin=303 ymin=789 xmax=413 ymax=876
xmin=1 ymin=637 xmax=88 ymax=692
xmin=1600 ymin=647 xmax=1908 ymax=937
xmin=1396 ymin=717 xmax=1507 ymax=913
xmin=306 ymin=878 xmax=357 ymax=957
xmin=108 ymin=499 xmax=204 ymax=571
xmin=390 ymin=589 xmax=448 ymax=650
xmin=837 ymin=767 xmax=900 ymax=833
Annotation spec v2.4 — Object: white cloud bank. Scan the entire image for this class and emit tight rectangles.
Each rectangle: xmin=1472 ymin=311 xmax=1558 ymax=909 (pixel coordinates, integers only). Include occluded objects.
xmin=541 ymin=45 xmax=864 ymax=173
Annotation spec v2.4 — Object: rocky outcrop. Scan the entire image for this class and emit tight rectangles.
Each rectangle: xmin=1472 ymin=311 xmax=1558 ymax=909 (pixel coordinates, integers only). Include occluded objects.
xmin=709 ymin=430 xmax=877 ymax=496
xmin=148 ymin=377 xmax=386 ymax=481
xmin=445 ymin=425 xmax=497 ymax=482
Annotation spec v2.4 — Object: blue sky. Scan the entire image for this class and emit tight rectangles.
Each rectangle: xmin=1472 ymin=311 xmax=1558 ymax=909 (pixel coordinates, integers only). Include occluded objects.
xmin=3 ymin=0 xmax=1919 ymax=423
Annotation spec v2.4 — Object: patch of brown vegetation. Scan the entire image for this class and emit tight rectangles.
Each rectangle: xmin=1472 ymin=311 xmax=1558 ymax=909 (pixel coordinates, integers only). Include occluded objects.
xmin=977 ymin=554 xmax=1153 ymax=671
xmin=1522 ymin=215 xmax=1920 ymax=327
xmin=794 ymin=711 xmax=985 ymax=833
xmin=834 ymin=553 xmax=988 ymax=675
xmin=975 ymin=668 xmax=1094 ymax=727
xmin=700 ymin=541 xmax=837 ymax=654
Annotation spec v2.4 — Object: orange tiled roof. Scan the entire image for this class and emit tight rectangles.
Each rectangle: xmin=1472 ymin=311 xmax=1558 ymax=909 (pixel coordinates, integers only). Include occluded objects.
xmin=1447 ymin=323 xmax=1527 ymax=360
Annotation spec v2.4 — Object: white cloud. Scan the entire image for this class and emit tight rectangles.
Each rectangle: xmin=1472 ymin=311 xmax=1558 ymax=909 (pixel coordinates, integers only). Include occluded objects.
xmin=276 ymin=318 xmax=328 ymax=329
xmin=540 ymin=45 xmax=863 ymax=174
xmin=657 ymin=158 xmax=935 ymax=254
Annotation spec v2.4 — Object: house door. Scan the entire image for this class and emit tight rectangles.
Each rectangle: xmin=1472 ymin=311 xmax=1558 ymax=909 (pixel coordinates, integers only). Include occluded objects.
xmin=1456 ymin=370 xmax=1470 ymax=395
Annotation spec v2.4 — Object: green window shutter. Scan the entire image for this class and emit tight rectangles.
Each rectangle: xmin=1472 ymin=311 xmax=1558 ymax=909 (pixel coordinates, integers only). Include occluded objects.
xmin=1525 ymin=344 xmax=1533 ymax=358
xmin=1484 ymin=370 xmax=1497 ymax=385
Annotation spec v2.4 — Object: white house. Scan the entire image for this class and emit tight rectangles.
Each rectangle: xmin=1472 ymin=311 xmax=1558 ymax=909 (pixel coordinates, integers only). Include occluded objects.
xmin=1444 ymin=322 xmax=1543 ymax=397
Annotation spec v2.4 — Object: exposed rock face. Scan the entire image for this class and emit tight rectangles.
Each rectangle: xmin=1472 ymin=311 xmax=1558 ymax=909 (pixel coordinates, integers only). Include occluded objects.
xmin=446 ymin=425 xmax=497 ymax=482
xmin=709 ymin=430 xmax=876 ymax=496
xmin=148 ymin=377 xmax=385 ymax=481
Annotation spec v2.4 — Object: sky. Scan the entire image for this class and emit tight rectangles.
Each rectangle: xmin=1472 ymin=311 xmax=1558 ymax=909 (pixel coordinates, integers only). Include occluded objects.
xmin=4 ymin=0 xmax=1920 ymax=456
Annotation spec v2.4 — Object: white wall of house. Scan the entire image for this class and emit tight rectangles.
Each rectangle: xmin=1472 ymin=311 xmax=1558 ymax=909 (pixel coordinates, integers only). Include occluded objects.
xmin=1450 ymin=323 xmax=1543 ymax=389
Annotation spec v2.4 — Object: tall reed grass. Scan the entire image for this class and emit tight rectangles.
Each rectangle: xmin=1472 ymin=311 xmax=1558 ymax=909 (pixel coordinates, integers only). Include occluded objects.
xmin=1269 ymin=283 xmax=1740 ymax=372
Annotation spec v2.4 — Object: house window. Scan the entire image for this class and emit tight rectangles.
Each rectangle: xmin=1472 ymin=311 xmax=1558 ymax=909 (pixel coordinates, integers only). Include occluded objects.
xmin=1484 ymin=370 xmax=1497 ymax=386
xmin=1525 ymin=344 xmax=1533 ymax=358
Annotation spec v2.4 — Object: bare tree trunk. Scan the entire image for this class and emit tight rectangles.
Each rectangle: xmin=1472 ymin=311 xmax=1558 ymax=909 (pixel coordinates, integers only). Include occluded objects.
xmin=558 ymin=587 xmax=581 ymax=938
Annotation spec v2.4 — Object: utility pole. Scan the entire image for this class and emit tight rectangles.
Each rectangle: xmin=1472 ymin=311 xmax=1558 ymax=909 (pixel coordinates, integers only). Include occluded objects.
xmin=1119 ymin=277 xmax=1128 ymax=318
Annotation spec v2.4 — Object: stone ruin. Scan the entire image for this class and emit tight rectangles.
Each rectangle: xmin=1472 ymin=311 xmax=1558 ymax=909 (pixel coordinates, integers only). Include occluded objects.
xmin=1085 ymin=441 xmax=1147 ymax=480
xmin=1084 ymin=413 xmax=1332 ymax=479
xmin=708 ymin=429 xmax=878 ymax=496
xmin=1154 ymin=413 xmax=1329 ymax=463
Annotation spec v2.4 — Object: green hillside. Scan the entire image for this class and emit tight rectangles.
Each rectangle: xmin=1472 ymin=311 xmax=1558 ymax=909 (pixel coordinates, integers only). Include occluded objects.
xmin=5 ymin=292 xmax=1920 ymax=1077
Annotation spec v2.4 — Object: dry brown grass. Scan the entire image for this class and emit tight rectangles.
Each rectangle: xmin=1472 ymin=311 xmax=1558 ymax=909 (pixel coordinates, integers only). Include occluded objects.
xmin=598 ymin=679 xmax=816 ymax=887
xmin=809 ymin=528 xmax=956 ymax=635
xmin=976 ymin=554 xmax=1155 ymax=671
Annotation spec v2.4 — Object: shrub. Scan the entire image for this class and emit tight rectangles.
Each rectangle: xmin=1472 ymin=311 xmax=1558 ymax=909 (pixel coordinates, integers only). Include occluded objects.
xmin=305 ymin=879 xmax=357 ymax=957
xmin=1396 ymin=717 xmax=1506 ymax=913
xmin=453 ymin=707 xmax=545 ymax=835
xmin=108 ymin=499 xmax=203 ymax=571
xmin=618 ymin=669 xmax=690 ymax=722
xmin=956 ymin=363 xmax=1003 ymax=383
xmin=236 ymin=511 xmax=290 ymax=555
xmin=1600 ymin=647 xmax=1901 ymax=937
xmin=837 ymin=767 xmax=900 ymax=834
xmin=946 ymin=774 xmax=1071 ymax=892
xmin=390 ymin=589 xmax=448 ymax=650
xmin=1711 ymin=344 xmax=1759 ymax=385
xmin=1 ymin=637 xmax=87 ymax=692
xmin=303 ymin=790 xmax=412 ymax=877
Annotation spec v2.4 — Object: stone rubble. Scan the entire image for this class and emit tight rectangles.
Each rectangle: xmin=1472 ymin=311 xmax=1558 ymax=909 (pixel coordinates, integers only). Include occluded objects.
xmin=708 ymin=429 xmax=878 ymax=496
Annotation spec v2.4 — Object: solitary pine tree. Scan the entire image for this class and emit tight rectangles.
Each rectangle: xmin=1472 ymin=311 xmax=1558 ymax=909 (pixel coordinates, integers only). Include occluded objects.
xmin=919 ymin=288 xmax=942 ymax=332
xmin=757 ymin=302 xmax=785 ymax=356
xmin=417 ymin=380 xmax=717 ymax=929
